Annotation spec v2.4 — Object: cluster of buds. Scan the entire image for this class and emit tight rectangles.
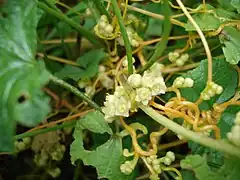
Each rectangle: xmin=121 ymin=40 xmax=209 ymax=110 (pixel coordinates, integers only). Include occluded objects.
xmin=94 ymin=15 xmax=114 ymax=39
xmin=159 ymin=151 xmax=175 ymax=166
xmin=14 ymin=137 xmax=31 ymax=152
xmin=146 ymin=155 xmax=162 ymax=176
xmin=227 ymin=111 xmax=240 ymax=147
xmin=172 ymin=77 xmax=194 ymax=88
xmin=168 ymin=52 xmax=189 ymax=66
xmin=145 ymin=152 xmax=176 ymax=180
xmin=117 ymin=27 xmax=142 ymax=47
xmin=125 ymin=14 xmax=146 ymax=30
xmin=120 ymin=150 xmax=139 ymax=175
xmin=201 ymin=81 xmax=223 ymax=100
xmin=34 ymin=144 xmax=66 ymax=167
xmin=102 ymin=63 xmax=167 ymax=123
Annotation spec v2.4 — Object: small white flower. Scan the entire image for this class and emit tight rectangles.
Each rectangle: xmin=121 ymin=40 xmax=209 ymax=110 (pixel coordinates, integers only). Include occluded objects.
xmin=120 ymin=161 xmax=134 ymax=175
xmin=102 ymin=95 xmax=117 ymax=118
xmin=114 ymin=86 xmax=127 ymax=98
xmin=99 ymin=65 xmax=106 ymax=72
xmin=150 ymin=77 xmax=167 ymax=96
xmin=130 ymin=39 xmax=139 ymax=47
xmin=99 ymin=74 xmax=114 ymax=89
xmin=105 ymin=24 xmax=114 ymax=34
xmin=115 ymin=97 xmax=131 ymax=117
xmin=183 ymin=78 xmax=194 ymax=88
xmin=168 ymin=52 xmax=180 ymax=62
xmin=99 ymin=20 xmax=107 ymax=29
xmin=149 ymin=63 xmax=164 ymax=76
xmin=100 ymin=15 xmax=108 ymax=22
xmin=162 ymin=157 xmax=171 ymax=166
xmin=85 ymin=86 xmax=95 ymax=97
xmin=173 ymin=77 xmax=185 ymax=88
xmin=123 ymin=57 xmax=135 ymax=67
xmin=128 ymin=74 xmax=142 ymax=88
xmin=202 ymin=93 xmax=211 ymax=100
xmin=176 ymin=59 xmax=184 ymax=66
xmin=216 ymin=86 xmax=223 ymax=94
xmin=166 ymin=151 xmax=175 ymax=162
xmin=141 ymin=71 xmax=154 ymax=87
xmin=135 ymin=87 xmax=152 ymax=105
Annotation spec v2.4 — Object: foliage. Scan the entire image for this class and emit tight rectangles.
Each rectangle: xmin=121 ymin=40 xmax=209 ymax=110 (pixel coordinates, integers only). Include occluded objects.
xmin=181 ymin=155 xmax=240 ymax=180
xmin=1 ymin=0 xmax=240 ymax=179
xmin=70 ymin=111 xmax=135 ymax=180
xmin=55 ymin=49 xmax=107 ymax=81
xmin=0 ymin=0 xmax=50 ymax=152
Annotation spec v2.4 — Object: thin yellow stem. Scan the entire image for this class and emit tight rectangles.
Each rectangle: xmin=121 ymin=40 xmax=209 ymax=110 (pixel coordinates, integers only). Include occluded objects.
xmin=121 ymin=3 xmax=185 ymax=27
xmin=159 ymin=140 xmax=187 ymax=150
xmin=37 ymin=53 xmax=80 ymax=66
xmin=175 ymin=0 xmax=212 ymax=82
xmin=40 ymin=38 xmax=76 ymax=44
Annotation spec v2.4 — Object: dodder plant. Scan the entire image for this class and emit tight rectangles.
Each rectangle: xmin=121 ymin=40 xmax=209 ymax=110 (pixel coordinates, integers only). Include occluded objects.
xmin=1 ymin=0 xmax=240 ymax=179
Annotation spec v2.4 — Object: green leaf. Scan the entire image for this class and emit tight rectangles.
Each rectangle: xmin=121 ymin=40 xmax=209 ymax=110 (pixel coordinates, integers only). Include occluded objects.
xmin=181 ymin=58 xmax=238 ymax=110
xmin=55 ymin=49 xmax=107 ymax=81
xmin=231 ymin=0 xmax=240 ymax=12
xmin=180 ymin=155 xmax=222 ymax=180
xmin=185 ymin=6 xmax=221 ymax=32
xmin=78 ymin=110 xmax=113 ymax=134
xmin=143 ymin=3 xmax=163 ymax=38
xmin=181 ymin=155 xmax=240 ymax=180
xmin=220 ymin=27 xmax=240 ymax=65
xmin=218 ymin=0 xmax=235 ymax=10
xmin=188 ymin=141 xmax=224 ymax=168
xmin=0 ymin=0 xmax=50 ymax=152
xmin=70 ymin=111 xmax=135 ymax=180
xmin=218 ymin=157 xmax=240 ymax=180
xmin=180 ymin=170 xmax=197 ymax=180
xmin=218 ymin=105 xmax=240 ymax=138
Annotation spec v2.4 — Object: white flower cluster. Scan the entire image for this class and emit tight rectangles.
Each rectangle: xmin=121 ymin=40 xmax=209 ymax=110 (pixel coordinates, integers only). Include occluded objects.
xmin=102 ymin=63 xmax=167 ymax=122
xmin=201 ymin=81 xmax=223 ymax=100
xmin=14 ymin=137 xmax=31 ymax=152
xmin=130 ymin=63 xmax=167 ymax=105
xmin=102 ymin=86 xmax=131 ymax=123
xmin=94 ymin=15 xmax=114 ymax=38
xmin=172 ymin=77 xmax=194 ymax=88
xmin=168 ymin=52 xmax=189 ymax=66
xmin=117 ymin=27 xmax=142 ymax=47
xmin=227 ymin=111 xmax=240 ymax=147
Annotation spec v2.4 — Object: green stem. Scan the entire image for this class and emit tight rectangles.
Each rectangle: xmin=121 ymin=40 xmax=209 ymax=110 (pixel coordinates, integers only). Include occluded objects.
xmin=138 ymin=0 xmax=172 ymax=74
xmin=93 ymin=0 xmax=111 ymax=20
xmin=50 ymin=75 xmax=102 ymax=112
xmin=111 ymin=0 xmax=133 ymax=75
xmin=139 ymin=104 xmax=240 ymax=158
xmin=14 ymin=121 xmax=76 ymax=140
xmin=38 ymin=1 xmax=103 ymax=47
